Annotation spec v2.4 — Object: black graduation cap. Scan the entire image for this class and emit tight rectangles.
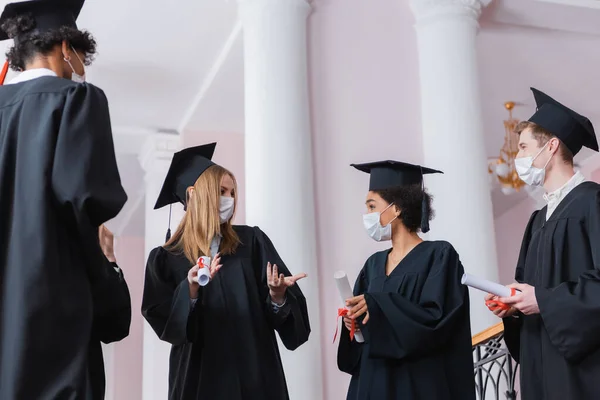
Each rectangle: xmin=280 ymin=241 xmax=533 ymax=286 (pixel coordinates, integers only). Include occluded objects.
xmin=351 ymin=160 xmax=443 ymax=233
xmin=0 ymin=0 xmax=85 ymax=41
xmin=155 ymin=143 xmax=217 ymax=241
xmin=528 ymin=87 xmax=598 ymax=156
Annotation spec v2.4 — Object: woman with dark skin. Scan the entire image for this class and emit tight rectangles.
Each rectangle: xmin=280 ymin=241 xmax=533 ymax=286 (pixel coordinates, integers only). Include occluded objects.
xmin=0 ymin=1 xmax=129 ymax=399
xmin=338 ymin=160 xmax=475 ymax=400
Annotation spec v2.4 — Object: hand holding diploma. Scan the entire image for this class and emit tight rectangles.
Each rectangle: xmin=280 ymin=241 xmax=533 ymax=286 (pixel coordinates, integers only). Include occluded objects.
xmin=461 ymin=273 xmax=521 ymax=315
xmin=267 ymin=262 xmax=307 ymax=305
xmin=334 ymin=271 xmax=365 ymax=343
xmin=496 ymin=283 xmax=539 ymax=316
xmin=485 ymin=293 xmax=518 ymax=318
xmin=187 ymin=253 xmax=223 ymax=299
xmin=346 ymin=295 xmax=369 ymax=323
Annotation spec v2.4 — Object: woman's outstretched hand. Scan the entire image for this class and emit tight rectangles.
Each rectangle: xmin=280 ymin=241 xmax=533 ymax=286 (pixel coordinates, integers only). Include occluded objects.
xmin=267 ymin=262 xmax=307 ymax=304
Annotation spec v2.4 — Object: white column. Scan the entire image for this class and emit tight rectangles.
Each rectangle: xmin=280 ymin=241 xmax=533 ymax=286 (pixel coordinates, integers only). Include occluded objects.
xmin=410 ymin=0 xmax=498 ymax=333
xmin=139 ymin=133 xmax=183 ymax=400
xmin=238 ymin=0 xmax=323 ymax=399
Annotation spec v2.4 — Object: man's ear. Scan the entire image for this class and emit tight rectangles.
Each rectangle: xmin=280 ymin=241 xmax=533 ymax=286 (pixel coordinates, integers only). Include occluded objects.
xmin=549 ymin=137 xmax=561 ymax=155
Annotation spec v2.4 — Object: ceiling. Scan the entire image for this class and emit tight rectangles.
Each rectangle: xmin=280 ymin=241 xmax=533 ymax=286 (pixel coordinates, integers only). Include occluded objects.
xmin=1 ymin=0 xmax=599 ymax=235
xmin=0 ymin=0 xmax=245 ymax=237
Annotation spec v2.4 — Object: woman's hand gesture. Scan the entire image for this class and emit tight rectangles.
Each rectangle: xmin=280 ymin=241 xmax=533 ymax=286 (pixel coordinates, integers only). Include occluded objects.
xmin=267 ymin=262 xmax=307 ymax=305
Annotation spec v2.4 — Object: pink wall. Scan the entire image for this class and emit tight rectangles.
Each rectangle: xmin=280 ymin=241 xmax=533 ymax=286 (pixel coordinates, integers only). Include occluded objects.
xmin=308 ymin=0 xmax=422 ymax=398
xmin=493 ymin=198 xmax=537 ymax=285
xmin=106 ymin=236 xmax=145 ymax=400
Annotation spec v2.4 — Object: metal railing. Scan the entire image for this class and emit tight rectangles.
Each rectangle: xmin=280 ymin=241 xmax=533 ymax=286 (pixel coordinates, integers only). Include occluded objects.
xmin=472 ymin=323 xmax=519 ymax=400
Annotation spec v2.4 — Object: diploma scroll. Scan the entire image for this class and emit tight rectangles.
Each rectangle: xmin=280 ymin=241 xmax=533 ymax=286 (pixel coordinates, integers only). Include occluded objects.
xmin=334 ymin=271 xmax=365 ymax=343
xmin=196 ymin=256 xmax=211 ymax=286
xmin=461 ymin=273 xmax=512 ymax=297
xmin=461 ymin=273 xmax=518 ymax=311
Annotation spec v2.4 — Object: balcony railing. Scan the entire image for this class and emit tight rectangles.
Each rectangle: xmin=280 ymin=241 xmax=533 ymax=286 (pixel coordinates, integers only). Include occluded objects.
xmin=472 ymin=322 xmax=519 ymax=400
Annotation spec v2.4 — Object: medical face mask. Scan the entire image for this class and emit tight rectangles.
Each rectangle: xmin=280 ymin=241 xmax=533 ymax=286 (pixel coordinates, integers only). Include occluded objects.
xmin=219 ymin=196 xmax=235 ymax=223
xmin=514 ymin=142 xmax=552 ymax=187
xmin=362 ymin=203 xmax=398 ymax=242
xmin=64 ymin=47 xmax=86 ymax=83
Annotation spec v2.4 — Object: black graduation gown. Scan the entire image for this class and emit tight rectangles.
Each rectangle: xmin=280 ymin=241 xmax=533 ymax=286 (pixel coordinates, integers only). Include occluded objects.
xmin=88 ymin=261 xmax=132 ymax=400
xmin=141 ymin=225 xmax=310 ymax=400
xmin=0 ymin=77 xmax=127 ymax=399
xmin=503 ymin=181 xmax=600 ymax=399
xmin=337 ymin=241 xmax=475 ymax=400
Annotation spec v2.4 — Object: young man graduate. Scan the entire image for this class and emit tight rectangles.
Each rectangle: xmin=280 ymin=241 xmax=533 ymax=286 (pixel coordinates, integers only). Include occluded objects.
xmin=0 ymin=1 xmax=130 ymax=399
xmin=486 ymin=87 xmax=600 ymax=399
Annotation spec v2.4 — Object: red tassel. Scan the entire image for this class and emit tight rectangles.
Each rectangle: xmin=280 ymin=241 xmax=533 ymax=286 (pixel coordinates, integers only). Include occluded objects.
xmin=0 ymin=60 xmax=9 ymax=85
xmin=333 ymin=308 xmax=356 ymax=343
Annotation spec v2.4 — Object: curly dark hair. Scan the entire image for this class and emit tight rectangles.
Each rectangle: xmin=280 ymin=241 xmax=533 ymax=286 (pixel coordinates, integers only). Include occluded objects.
xmin=374 ymin=184 xmax=434 ymax=233
xmin=1 ymin=13 xmax=96 ymax=71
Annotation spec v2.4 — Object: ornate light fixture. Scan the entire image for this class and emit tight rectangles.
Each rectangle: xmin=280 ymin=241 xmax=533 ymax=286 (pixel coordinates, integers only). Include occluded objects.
xmin=488 ymin=101 xmax=525 ymax=195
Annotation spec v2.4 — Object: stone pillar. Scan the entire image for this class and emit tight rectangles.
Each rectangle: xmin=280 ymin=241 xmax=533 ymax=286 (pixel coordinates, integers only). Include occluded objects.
xmin=238 ymin=0 xmax=323 ymax=398
xmin=410 ymin=0 xmax=499 ymax=333
xmin=139 ymin=133 xmax=182 ymax=400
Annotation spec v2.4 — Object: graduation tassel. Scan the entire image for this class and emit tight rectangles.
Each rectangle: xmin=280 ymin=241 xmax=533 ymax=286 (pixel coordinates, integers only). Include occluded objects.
xmin=419 ymin=166 xmax=430 ymax=233
xmin=165 ymin=204 xmax=172 ymax=242
xmin=421 ymin=197 xmax=430 ymax=234
xmin=0 ymin=60 xmax=9 ymax=86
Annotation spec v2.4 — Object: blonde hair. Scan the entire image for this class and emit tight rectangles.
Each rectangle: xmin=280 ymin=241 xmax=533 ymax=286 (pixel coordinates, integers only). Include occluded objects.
xmin=165 ymin=164 xmax=241 ymax=263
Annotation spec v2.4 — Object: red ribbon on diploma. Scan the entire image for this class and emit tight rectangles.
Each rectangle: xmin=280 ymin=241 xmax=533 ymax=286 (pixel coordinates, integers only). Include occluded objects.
xmin=333 ymin=308 xmax=355 ymax=343
xmin=485 ymin=287 xmax=517 ymax=311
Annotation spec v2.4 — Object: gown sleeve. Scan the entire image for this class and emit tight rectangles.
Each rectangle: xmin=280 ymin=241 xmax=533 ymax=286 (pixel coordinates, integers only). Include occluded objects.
xmin=502 ymin=210 xmax=539 ymax=363
xmin=141 ymin=248 xmax=201 ymax=346
xmin=337 ymin=267 xmax=368 ymax=375
xmin=536 ymin=192 xmax=600 ymax=363
xmin=91 ymin=260 xmax=132 ymax=344
xmin=50 ymin=84 xmax=128 ymax=281
xmin=254 ymin=227 xmax=311 ymax=351
xmin=363 ymin=244 xmax=469 ymax=360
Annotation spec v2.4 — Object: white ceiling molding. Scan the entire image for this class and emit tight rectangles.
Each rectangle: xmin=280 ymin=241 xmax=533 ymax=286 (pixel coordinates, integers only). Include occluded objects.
xmin=534 ymin=0 xmax=600 ymax=9
xmin=485 ymin=0 xmax=600 ymax=36
xmin=177 ymin=20 xmax=242 ymax=136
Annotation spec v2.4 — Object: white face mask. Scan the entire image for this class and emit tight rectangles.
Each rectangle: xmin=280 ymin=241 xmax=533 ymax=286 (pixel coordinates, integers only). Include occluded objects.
xmin=64 ymin=46 xmax=86 ymax=83
xmin=219 ymin=196 xmax=235 ymax=223
xmin=514 ymin=142 xmax=553 ymax=187
xmin=362 ymin=203 xmax=398 ymax=242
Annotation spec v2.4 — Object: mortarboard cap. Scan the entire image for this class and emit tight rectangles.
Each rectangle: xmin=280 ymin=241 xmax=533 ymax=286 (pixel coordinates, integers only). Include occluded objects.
xmin=155 ymin=143 xmax=217 ymax=210
xmin=351 ymin=160 xmax=443 ymax=233
xmin=0 ymin=0 xmax=85 ymax=42
xmin=351 ymin=160 xmax=442 ymax=191
xmin=528 ymin=87 xmax=598 ymax=156
xmin=155 ymin=143 xmax=217 ymax=243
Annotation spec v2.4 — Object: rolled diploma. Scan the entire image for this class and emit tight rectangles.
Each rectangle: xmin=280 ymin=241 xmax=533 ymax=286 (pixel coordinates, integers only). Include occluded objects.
xmin=334 ymin=271 xmax=365 ymax=343
xmin=196 ymin=256 xmax=211 ymax=287
xmin=461 ymin=273 xmax=511 ymax=298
